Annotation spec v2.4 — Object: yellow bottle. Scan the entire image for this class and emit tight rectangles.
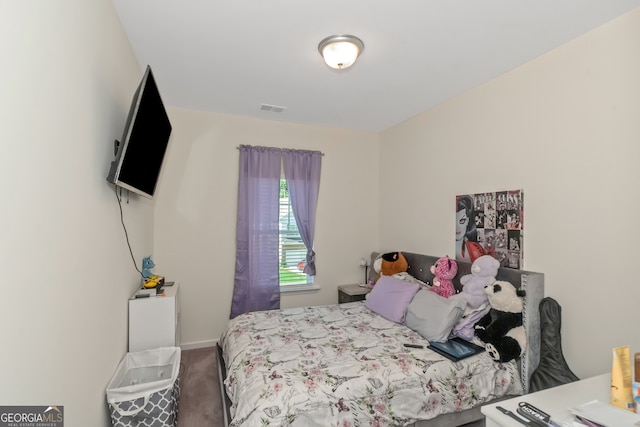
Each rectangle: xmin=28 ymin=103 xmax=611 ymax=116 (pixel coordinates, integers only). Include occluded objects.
xmin=611 ymin=346 xmax=635 ymax=412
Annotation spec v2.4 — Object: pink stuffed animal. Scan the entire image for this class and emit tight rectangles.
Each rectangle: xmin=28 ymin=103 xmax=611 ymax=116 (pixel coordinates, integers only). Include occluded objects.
xmin=429 ymin=256 xmax=457 ymax=298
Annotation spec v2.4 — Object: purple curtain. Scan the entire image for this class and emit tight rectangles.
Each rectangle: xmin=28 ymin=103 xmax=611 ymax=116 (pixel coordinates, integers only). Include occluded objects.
xmin=230 ymin=145 xmax=282 ymax=319
xmin=282 ymin=149 xmax=322 ymax=275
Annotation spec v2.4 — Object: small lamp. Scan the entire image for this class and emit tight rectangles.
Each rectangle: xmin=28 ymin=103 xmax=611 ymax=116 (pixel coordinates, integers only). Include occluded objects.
xmin=359 ymin=257 xmax=369 ymax=285
xmin=318 ymin=35 xmax=364 ymax=70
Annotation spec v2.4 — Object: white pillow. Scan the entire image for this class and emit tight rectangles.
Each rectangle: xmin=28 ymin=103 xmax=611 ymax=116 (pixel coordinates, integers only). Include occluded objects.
xmin=392 ymin=272 xmax=430 ymax=288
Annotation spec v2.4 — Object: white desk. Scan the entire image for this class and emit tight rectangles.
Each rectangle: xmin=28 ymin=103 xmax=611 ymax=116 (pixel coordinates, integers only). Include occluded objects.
xmin=482 ymin=374 xmax=610 ymax=427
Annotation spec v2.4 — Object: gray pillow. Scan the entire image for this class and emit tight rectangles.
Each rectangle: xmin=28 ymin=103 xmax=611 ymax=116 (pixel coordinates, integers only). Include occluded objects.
xmin=405 ymin=290 xmax=466 ymax=343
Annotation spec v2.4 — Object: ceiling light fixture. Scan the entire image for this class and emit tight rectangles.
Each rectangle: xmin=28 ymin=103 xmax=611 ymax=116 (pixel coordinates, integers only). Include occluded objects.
xmin=318 ymin=35 xmax=364 ymax=70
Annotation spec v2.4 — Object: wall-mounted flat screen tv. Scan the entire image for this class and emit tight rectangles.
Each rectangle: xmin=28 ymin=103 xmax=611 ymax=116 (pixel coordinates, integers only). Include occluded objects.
xmin=106 ymin=65 xmax=172 ymax=199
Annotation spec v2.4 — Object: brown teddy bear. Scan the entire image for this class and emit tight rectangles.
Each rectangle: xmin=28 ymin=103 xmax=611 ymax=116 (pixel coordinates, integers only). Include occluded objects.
xmin=373 ymin=252 xmax=408 ymax=279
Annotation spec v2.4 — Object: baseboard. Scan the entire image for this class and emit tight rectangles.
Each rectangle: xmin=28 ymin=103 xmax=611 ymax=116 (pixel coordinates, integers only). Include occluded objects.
xmin=180 ymin=339 xmax=218 ymax=350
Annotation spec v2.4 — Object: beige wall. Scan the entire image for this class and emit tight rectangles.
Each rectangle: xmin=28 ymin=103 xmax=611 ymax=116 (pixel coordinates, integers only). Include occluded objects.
xmin=153 ymin=109 xmax=380 ymax=346
xmin=0 ymin=1 xmax=152 ymax=426
xmin=379 ymin=8 xmax=640 ymax=378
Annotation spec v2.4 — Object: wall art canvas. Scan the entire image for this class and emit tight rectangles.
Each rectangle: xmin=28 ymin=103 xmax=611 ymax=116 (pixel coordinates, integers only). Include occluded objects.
xmin=455 ymin=190 xmax=523 ymax=269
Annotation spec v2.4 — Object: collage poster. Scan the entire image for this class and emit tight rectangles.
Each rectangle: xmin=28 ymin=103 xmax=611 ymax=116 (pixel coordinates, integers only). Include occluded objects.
xmin=455 ymin=190 xmax=523 ymax=269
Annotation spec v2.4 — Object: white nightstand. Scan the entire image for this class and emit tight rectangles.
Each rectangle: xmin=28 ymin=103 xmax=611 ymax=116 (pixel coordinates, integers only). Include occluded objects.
xmin=128 ymin=283 xmax=180 ymax=352
xmin=482 ymin=373 xmax=610 ymax=427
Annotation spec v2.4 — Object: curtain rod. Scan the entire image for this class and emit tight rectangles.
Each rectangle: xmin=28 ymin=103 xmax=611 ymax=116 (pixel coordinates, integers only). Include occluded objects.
xmin=236 ymin=146 xmax=324 ymax=156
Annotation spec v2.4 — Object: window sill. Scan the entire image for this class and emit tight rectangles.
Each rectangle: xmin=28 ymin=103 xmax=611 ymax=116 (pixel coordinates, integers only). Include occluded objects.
xmin=280 ymin=284 xmax=319 ymax=293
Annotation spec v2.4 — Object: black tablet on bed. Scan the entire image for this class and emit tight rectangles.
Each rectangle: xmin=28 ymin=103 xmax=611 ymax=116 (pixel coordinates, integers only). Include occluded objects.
xmin=428 ymin=337 xmax=485 ymax=361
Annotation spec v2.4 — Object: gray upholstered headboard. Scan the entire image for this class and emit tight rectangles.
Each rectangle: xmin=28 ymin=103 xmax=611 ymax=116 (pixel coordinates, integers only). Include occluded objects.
xmin=369 ymin=251 xmax=544 ymax=394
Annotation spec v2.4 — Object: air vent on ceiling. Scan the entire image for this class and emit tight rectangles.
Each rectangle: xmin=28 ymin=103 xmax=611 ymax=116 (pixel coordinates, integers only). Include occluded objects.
xmin=260 ymin=103 xmax=287 ymax=113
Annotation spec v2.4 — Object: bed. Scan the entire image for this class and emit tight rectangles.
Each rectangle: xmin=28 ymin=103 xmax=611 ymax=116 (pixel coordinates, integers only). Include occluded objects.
xmin=217 ymin=252 xmax=545 ymax=426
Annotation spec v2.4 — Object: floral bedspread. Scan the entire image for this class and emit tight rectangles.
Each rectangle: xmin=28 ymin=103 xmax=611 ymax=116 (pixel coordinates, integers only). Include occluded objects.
xmin=220 ymin=302 xmax=522 ymax=427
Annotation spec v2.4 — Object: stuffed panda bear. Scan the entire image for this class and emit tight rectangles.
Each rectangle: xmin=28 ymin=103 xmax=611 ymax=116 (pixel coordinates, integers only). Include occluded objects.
xmin=474 ymin=280 xmax=526 ymax=363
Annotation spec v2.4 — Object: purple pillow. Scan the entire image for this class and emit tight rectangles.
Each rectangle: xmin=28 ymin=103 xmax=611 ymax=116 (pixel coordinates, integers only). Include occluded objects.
xmin=365 ymin=276 xmax=420 ymax=323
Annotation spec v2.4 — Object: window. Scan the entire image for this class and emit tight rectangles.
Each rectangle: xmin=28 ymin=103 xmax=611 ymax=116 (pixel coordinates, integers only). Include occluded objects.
xmin=232 ymin=146 xmax=320 ymax=318
xmin=279 ymin=179 xmax=313 ymax=290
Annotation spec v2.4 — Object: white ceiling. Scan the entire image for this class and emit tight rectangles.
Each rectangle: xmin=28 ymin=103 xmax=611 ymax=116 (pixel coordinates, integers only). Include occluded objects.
xmin=112 ymin=1 xmax=640 ymax=132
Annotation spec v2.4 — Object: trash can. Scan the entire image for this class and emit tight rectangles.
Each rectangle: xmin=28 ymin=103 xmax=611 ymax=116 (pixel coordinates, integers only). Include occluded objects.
xmin=106 ymin=347 xmax=181 ymax=427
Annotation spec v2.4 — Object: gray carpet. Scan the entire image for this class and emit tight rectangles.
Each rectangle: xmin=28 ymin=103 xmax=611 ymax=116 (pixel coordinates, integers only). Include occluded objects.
xmin=178 ymin=346 xmax=224 ymax=427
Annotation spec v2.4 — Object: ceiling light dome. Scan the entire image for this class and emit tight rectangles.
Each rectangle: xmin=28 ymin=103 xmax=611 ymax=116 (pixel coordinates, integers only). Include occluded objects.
xmin=318 ymin=35 xmax=364 ymax=70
